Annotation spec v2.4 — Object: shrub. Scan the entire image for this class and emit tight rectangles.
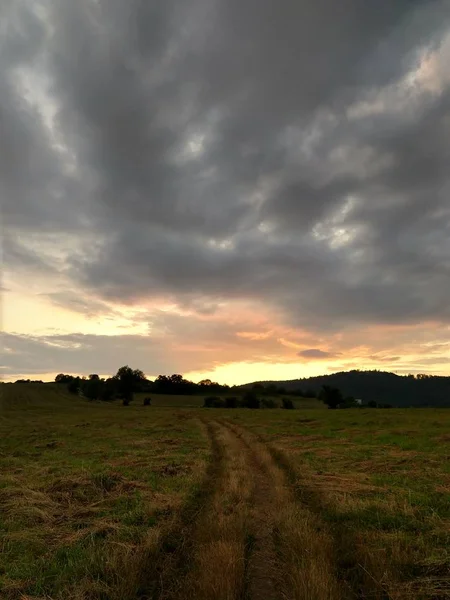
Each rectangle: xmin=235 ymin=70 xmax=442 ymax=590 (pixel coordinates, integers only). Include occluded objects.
xmin=261 ymin=398 xmax=277 ymax=408
xmin=242 ymin=391 xmax=260 ymax=409
xmin=143 ymin=397 xmax=151 ymax=406
xmin=282 ymin=398 xmax=295 ymax=409
xmin=367 ymin=400 xmax=378 ymax=408
xmin=203 ymin=396 xmax=225 ymax=408
xmin=339 ymin=396 xmax=359 ymax=409
xmin=67 ymin=379 xmax=81 ymax=395
xmin=225 ymin=397 xmax=238 ymax=408
xmin=99 ymin=387 xmax=115 ymax=402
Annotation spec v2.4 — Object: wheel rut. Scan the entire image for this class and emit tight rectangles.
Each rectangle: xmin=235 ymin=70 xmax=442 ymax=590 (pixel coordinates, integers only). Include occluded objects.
xmin=158 ymin=418 xmax=285 ymax=600
xmin=218 ymin=419 xmax=349 ymax=600
xmin=215 ymin=419 xmax=283 ymax=600
xmin=137 ymin=420 xmax=225 ymax=600
xmin=141 ymin=417 xmax=353 ymax=600
xmin=227 ymin=419 xmax=390 ymax=600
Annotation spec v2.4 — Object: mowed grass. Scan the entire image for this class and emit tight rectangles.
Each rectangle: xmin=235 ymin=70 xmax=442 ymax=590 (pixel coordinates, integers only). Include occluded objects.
xmin=226 ymin=408 xmax=450 ymax=599
xmin=1 ymin=384 xmax=449 ymax=599
xmin=0 ymin=384 xmax=210 ymax=600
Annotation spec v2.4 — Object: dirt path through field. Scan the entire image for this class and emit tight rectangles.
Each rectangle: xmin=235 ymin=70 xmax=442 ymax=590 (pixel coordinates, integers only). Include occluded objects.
xmin=172 ymin=419 xmax=285 ymax=600
xmin=149 ymin=418 xmax=284 ymax=600
xmin=218 ymin=418 xmax=348 ymax=600
xmin=146 ymin=417 xmax=346 ymax=600
xmin=216 ymin=419 xmax=282 ymax=600
xmin=225 ymin=419 xmax=394 ymax=600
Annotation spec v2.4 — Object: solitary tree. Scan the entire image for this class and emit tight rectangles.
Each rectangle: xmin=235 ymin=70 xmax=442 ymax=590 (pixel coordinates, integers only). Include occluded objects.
xmin=114 ymin=366 xmax=146 ymax=405
xmin=319 ymin=385 xmax=343 ymax=409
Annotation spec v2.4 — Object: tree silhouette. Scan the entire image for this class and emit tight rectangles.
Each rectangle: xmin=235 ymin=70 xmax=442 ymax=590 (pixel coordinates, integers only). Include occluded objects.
xmin=319 ymin=385 xmax=343 ymax=409
xmin=55 ymin=373 xmax=73 ymax=384
xmin=114 ymin=366 xmax=146 ymax=405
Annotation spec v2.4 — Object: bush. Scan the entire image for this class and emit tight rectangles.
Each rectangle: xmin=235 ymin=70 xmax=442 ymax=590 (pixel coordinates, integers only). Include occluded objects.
xmin=282 ymin=398 xmax=294 ymax=409
xmin=225 ymin=397 xmax=238 ymax=408
xmin=203 ymin=396 xmax=225 ymax=408
xmin=143 ymin=397 xmax=151 ymax=406
xmin=67 ymin=379 xmax=81 ymax=395
xmin=339 ymin=396 xmax=359 ymax=409
xmin=367 ymin=400 xmax=378 ymax=408
xmin=260 ymin=398 xmax=277 ymax=408
xmin=99 ymin=387 xmax=115 ymax=402
xmin=242 ymin=391 xmax=260 ymax=409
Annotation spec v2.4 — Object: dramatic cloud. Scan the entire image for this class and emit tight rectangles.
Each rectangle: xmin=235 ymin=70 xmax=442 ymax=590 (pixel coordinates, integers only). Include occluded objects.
xmin=1 ymin=0 xmax=450 ymax=381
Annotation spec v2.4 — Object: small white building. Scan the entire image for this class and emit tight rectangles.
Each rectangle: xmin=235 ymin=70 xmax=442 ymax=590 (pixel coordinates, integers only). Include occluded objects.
xmin=355 ymin=398 xmax=362 ymax=406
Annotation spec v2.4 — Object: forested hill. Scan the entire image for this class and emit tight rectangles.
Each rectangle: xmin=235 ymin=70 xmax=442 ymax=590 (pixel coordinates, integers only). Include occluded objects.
xmin=243 ymin=370 xmax=450 ymax=408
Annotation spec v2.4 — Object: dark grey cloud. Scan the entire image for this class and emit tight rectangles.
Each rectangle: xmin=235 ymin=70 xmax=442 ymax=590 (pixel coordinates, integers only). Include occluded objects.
xmin=2 ymin=0 xmax=450 ymax=339
xmin=1 ymin=331 xmax=167 ymax=376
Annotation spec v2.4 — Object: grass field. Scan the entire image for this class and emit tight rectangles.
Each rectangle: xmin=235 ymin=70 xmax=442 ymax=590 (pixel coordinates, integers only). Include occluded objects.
xmin=1 ymin=384 xmax=449 ymax=599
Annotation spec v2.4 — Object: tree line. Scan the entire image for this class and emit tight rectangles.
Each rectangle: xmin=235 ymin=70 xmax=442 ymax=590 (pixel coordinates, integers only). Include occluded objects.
xmin=203 ymin=386 xmax=390 ymax=410
xmin=54 ymin=368 xmax=322 ymax=404
xmin=247 ymin=370 xmax=450 ymax=408
xmin=55 ymin=368 xmax=234 ymax=404
xmin=55 ymin=368 xmax=394 ymax=409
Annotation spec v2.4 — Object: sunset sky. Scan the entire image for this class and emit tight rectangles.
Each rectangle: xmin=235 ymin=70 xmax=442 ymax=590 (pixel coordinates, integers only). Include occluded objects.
xmin=2 ymin=0 xmax=450 ymax=384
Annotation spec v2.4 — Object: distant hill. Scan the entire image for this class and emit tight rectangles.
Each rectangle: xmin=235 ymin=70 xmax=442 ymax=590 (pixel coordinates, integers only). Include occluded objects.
xmin=240 ymin=370 xmax=450 ymax=408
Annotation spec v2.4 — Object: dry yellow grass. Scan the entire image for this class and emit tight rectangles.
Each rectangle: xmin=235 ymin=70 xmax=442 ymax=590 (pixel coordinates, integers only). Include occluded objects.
xmin=220 ymin=420 xmax=346 ymax=600
xmin=177 ymin=424 xmax=250 ymax=600
xmin=226 ymin=408 xmax=450 ymax=600
xmin=2 ymin=385 xmax=449 ymax=600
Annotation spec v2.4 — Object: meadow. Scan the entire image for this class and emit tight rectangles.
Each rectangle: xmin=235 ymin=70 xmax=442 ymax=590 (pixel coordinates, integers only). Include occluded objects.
xmin=1 ymin=384 xmax=449 ymax=599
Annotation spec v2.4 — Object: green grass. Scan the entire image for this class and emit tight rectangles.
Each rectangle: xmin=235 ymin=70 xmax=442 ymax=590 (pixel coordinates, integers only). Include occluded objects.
xmin=0 ymin=384 xmax=210 ymax=600
xmin=225 ymin=407 xmax=450 ymax=598
xmin=1 ymin=384 xmax=449 ymax=599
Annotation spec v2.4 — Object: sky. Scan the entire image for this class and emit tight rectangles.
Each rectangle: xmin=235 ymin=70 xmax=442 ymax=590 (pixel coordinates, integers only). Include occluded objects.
xmin=1 ymin=0 xmax=450 ymax=385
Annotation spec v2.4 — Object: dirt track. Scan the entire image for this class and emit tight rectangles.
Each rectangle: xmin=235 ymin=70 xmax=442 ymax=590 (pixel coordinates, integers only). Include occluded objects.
xmin=147 ymin=418 xmax=368 ymax=600
xmin=217 ymin=419 xmax=283 ymax=600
